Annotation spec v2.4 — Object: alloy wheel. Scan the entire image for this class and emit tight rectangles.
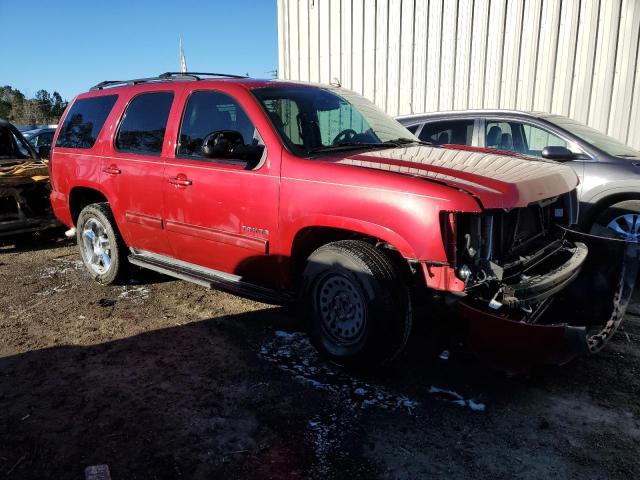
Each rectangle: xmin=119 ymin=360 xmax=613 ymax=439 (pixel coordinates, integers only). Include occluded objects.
xmin=81 ymin=217 xmax=112 ymax=275
xmin=606 ymin=213 xmax=640 ymax=242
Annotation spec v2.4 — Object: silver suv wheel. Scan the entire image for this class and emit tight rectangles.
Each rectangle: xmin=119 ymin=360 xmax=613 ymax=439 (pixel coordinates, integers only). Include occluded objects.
xmin=81 ymin=217 xmax=112 ymax=275
xmin=606 ymin=213 xmax=640 ymax=242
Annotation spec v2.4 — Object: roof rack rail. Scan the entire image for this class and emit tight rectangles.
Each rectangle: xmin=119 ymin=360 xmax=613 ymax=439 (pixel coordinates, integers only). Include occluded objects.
xmin=90 ymin=71 xmax=249 ymax=91
xmin=159 ymin=71 xmax=248 ymax=79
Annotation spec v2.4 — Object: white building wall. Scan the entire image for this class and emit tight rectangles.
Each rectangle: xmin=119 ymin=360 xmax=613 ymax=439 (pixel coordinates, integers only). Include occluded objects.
xmin=277 ymin=0 xmax=640 ymax=149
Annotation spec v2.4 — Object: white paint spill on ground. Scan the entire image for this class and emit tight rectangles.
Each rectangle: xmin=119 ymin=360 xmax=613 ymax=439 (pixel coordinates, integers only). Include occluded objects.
xmin=429 ymin=386 xmax=486 ymax=412
xmin=117 ymin=285 xmax=151 ymax=304
xmin=37 ymin=259 xmax=84 ymax=279
xmin=84 ymin=464 xmax=111 ymax=480
xmin=260 ymin=330 xmax=418 ymax=414
xmin=261 ymin=330 xmax=486 ymax=414
xmin=36 ymin=285 xmax=70 ymax=296
xmin=307 ymin=415 xmax=340 ymax=476
xmin=261 ymin=330 xmax=485 ymax=474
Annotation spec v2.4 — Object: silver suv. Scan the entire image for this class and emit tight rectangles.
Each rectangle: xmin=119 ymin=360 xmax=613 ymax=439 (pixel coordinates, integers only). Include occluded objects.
xmin=397 ymin=110 xmax=640 ymax=242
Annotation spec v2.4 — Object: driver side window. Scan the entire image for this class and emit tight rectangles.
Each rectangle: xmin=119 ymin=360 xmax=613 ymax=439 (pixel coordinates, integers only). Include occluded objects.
xmin=485 ymin=120 xmax=567 ymax=157
xmin=177 ymin=90 xmax=263 ymax=163
xmin=520 ymin=123 xmax=567 ymax=157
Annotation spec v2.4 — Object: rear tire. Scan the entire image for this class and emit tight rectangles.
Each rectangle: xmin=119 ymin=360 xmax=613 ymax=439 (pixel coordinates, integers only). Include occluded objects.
xmin=302 ymin=240 xmax=412 ymax=367
xmin=76 ymin=203 xmax=129 ymax=284
xmin=590 ymin=200 xmax=640 ymax=242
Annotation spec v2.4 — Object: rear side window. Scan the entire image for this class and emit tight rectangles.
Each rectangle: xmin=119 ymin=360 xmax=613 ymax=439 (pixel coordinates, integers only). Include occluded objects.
xmin=55 ymin=95 xmax=118 ymax=149
xmin=115 ymin=92 xmax=174 ymax=155
xmin=419 ymin=120 xmax=474 ymax=145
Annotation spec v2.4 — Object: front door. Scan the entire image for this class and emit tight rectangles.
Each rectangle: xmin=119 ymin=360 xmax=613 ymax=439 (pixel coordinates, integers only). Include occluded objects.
xmin=163 ymin=89 xmax=281 ymax=287
xmin=483 ymin=119 xmax=586 ymax=191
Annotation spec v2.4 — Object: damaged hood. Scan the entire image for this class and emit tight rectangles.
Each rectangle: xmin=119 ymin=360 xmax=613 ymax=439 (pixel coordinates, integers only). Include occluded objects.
xmin=336 ymin=145 xmax=579 ymax=208
xmin=0 ymin=160 xmax=50 ymax=185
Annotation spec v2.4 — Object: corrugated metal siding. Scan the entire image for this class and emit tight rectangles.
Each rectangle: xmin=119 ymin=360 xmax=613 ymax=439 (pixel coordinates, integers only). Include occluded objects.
xmin=278 ymin=0 xmax=640 ymax=150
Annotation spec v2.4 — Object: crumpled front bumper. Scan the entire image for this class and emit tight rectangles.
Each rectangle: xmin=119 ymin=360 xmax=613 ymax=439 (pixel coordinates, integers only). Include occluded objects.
xmin=458 ymin=229 xmax=639 ymax=370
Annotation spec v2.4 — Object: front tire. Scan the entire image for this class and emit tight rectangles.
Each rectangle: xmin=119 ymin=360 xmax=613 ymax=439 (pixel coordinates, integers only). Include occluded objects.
xmin=590 ymin=200 xmax=640 ymax=242
xmin=302 ymin=240 xmax=412 ymax=367
xmin=76 ymin=203 xmax=129 ymax=284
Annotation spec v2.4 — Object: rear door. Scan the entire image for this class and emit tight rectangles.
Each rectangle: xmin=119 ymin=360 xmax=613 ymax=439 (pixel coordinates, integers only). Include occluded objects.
xmin=100 ymin=89 xmax=177 ymax=256
xmin=162 ymin=87 xmax=281 ymax=287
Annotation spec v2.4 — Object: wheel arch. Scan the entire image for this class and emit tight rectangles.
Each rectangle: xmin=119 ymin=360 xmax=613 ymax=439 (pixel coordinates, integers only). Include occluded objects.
xmin=69 ymin=186 xmax=109 ymax=225
xmin=580 ymin=190 xmax=640 ymax=230
xmin=288 ymin=219 xmax=418 ymax=285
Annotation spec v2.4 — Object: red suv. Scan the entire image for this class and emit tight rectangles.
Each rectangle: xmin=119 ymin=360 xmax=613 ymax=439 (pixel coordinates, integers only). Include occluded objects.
xmin=49 ymin=72 xmax=637 ymax=368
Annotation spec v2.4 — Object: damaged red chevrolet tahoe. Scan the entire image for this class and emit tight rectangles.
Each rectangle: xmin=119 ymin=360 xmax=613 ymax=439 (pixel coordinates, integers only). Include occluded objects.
xmin=49 ymin=74 xmax=638 ymax=368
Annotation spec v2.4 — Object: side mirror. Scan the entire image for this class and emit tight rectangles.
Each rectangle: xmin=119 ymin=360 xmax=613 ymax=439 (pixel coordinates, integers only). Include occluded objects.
xmin=201 ymin=130 xmax=245 ymax=158
xmin=542 ymin=146 xmax=574 ymax=161
xmin=38 ymin=145 xmax=51 ymax=159
xmin=201 ymin=130 xmax=264 ymax=166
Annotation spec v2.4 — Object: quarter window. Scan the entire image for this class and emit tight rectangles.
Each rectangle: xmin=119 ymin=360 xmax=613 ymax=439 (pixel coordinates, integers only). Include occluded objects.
xmin=419 ymin=120 xmax=474 ymax=145
xmin=55 ymin=95 xmax=118 ymax=149
xmin=115 ymin=92 xmax=174 ymax=155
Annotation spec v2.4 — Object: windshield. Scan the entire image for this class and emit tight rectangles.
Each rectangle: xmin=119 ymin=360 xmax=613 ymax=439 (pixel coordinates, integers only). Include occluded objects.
xmin=548 ymin=115 xmax=640 ymax=158
xmin=252 ymin=85 xmax=418 ymax=156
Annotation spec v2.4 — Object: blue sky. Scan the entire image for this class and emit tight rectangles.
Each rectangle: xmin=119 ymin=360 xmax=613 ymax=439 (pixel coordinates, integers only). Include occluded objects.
xmin=0 ymin=0 xmax=278 ymax=100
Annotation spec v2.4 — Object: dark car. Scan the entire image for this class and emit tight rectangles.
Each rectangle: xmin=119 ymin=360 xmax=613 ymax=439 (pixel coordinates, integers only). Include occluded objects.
xmin=22 ymin=127 xmax=56 ymax=155
xmin=397 ymin=110 xmax=640 ymax=242
xmin=0 ymin=118 xmax=59 ymax=239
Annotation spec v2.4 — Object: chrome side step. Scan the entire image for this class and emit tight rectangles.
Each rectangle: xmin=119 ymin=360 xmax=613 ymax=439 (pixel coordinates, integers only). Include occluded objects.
xmin=128 ymin=249 xmax=292 ymax=305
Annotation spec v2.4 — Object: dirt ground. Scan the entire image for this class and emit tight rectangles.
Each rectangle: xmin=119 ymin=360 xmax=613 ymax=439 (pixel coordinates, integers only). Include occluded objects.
xmin=1 ymin=233 xmax=640 ymax=479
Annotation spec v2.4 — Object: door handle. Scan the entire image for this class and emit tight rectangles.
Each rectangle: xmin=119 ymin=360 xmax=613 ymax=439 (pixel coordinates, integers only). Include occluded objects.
xmin=168 ymin=174 xmax=193 ymax=187
xmin=103 ymin=165 xmax=121 ymax=175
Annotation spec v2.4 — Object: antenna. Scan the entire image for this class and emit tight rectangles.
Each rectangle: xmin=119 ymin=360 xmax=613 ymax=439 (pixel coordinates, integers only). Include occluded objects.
xmin=179 ymin=37 xmax=188 ymax=74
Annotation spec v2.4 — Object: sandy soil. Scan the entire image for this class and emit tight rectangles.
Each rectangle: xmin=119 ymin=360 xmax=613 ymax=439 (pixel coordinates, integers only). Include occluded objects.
xmin=1 ymin=234 xmax=640 ymax=479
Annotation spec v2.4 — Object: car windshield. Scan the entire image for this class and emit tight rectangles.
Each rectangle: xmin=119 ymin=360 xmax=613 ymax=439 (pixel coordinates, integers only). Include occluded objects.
xmin=252 ymin=85 xmax=418 ymax=156
xmin=548 ymin=115 xmax=640 ymax=158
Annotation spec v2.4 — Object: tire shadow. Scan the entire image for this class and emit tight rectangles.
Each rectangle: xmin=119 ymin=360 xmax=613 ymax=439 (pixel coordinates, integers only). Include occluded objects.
xmin=0 ymin=228 xmax=71 ymax=253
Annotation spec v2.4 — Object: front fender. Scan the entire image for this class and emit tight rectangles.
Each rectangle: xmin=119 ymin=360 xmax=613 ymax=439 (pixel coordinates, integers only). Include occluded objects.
xmin=285 ymin=214 xmax=419 ymax=259
xmin=579 ymin=184 xmax=640 ymax=227
xmin=583 ymin=184 xmax=640 ymax=206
